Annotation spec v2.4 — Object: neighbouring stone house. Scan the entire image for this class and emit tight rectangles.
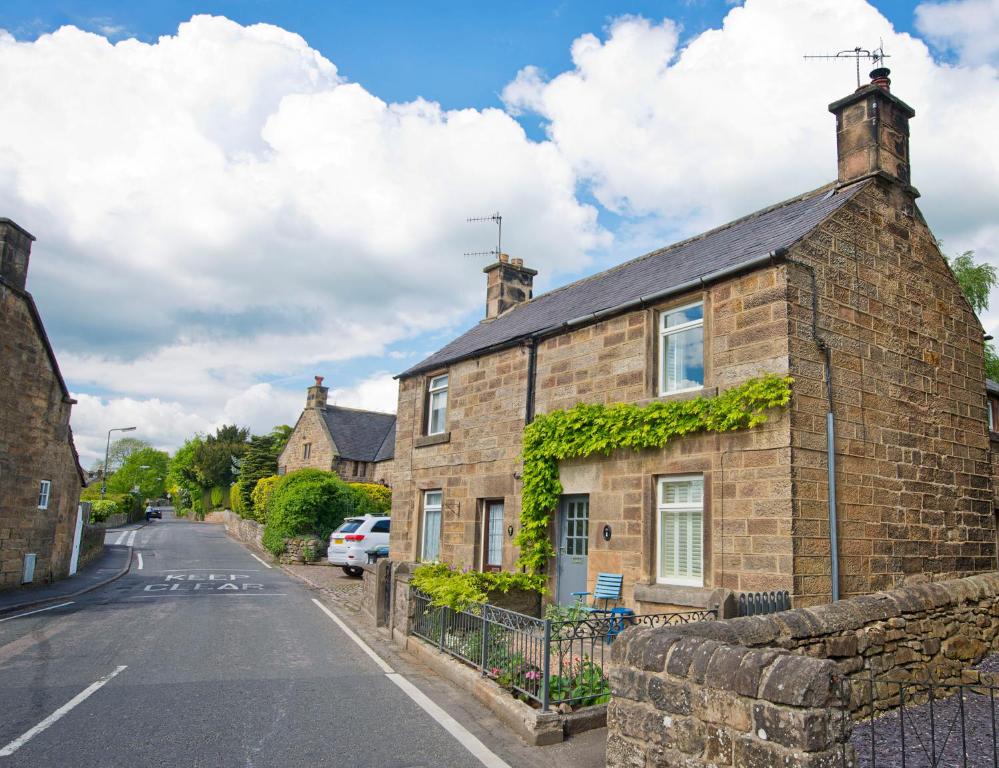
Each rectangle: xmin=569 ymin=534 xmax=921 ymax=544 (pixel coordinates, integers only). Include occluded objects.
xmin=388 ymin=69 xmax=998 ymax=612
xmin=0 ymin=218 xmax=86 ymax=590
xmin=278 ymin=376 xmax=396 ymax=487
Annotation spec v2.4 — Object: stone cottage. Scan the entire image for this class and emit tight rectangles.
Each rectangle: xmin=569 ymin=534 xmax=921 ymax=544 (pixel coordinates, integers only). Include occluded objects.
xmin=278 ymin=376 xmax=396 ymax=486
xmin=0 ymin=218 xmax=86 ymax=590
xmin=388 ymin=69 xmax=997 ymax=612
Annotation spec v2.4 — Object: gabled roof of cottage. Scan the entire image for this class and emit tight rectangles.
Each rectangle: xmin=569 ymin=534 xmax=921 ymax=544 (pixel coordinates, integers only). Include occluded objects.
xmin=321 ymin=405 xmax=396 ymax=463
xmin=400 ymin=181 xmax=865 ymax=378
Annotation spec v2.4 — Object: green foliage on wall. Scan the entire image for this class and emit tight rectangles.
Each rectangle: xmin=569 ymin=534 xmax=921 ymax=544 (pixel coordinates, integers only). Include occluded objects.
xmin=515 ymin=374 xmax=794 ymax=575
xmin=412 ymin=562 xmax=544 ymax=611
xmin=348 ymin=482 xmax=392 ymax=514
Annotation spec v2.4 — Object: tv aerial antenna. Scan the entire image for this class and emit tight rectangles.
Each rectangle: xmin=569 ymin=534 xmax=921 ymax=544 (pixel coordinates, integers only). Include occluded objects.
xmin=464 ymin=212 xmax=502 ymax=259
xmin=803 ymin=44 xmax=890 ymax=89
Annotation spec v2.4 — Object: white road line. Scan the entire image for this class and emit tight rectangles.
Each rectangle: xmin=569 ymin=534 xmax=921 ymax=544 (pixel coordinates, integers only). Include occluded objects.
xmin=126 ymin=530 xmax=137 ymax=548
xmin=248 ymin=553 xmax=272 ymax=569
xmin=136 ymin=553 xmax=143 ymax=570
xmin=113 ymin=530 xmax=128 ymax=546
xmin=310 ymin=598 xmax=510 ymax=768
xmin=312 ymin=599 xmax=394 ymax=673
xmin=386 ymin=674 xmax=511 ymax=768
xmin=0 ymin=602 xmax=74 ymax=624
xmin=0 ymin=665 xmax=127 ymax=757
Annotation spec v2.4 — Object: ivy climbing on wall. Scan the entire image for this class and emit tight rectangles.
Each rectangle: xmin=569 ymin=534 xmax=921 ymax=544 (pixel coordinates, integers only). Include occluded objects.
xmin=514 ymin=374 xmax=794 ymax=575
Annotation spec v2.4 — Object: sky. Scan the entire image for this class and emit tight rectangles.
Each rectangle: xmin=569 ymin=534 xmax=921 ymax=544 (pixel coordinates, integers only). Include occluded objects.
xmin=1 ymin=0 xmax=997 ymax=465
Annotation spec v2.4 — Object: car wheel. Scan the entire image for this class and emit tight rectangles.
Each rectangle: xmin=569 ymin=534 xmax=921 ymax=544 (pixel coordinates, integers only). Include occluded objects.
xmin=341 ymin=567 xmax=353 ymax=576
xmin=346 ymin=567 xmax=363 ymax=578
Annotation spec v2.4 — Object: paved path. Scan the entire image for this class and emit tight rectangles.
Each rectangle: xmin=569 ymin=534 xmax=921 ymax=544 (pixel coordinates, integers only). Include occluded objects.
xmin=0 ymin=517 xmax=544 ymax=767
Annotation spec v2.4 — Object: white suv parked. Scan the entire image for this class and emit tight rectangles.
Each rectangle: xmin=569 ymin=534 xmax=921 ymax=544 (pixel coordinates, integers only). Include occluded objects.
xmin=328 ymin=515 xmax=390 ymax=576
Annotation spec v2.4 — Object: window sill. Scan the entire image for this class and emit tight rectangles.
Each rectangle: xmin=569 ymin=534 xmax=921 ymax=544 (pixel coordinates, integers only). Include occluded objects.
xmin=633 ymin=582 xmax=713 ymax=609
xmin=415 ymin=432 xmax=450 ymax=448
xmin=657 ymin=386 xmax=717 ymax=403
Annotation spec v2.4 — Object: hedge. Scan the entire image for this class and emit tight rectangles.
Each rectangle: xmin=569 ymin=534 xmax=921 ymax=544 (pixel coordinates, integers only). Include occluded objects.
xmin=230 ymin=480 xmax=245 ymax=517
xmin=250 ymin=475 xmax=280 ymax=522
xmin=261 ymin=469 xmax=365 ymax=556
xmin=348 ymin=482 xmax=391 ymax=514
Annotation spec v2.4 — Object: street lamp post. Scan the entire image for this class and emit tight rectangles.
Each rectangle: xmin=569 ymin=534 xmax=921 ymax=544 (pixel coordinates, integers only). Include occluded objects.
xmin=101 ymin=426 xmax=137 ymax=498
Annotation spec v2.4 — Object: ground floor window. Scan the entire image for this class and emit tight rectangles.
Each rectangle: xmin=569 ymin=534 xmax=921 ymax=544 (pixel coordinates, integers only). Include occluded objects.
xmin=38 ymin=480 xmax=51 ymax=509
xmin=657 ymin=475 xmax=704 ymax=586
xmin=482 ymin=500 xmax=504 ymax=571
xmin=421 ymin=490 xmax=443 ymax=562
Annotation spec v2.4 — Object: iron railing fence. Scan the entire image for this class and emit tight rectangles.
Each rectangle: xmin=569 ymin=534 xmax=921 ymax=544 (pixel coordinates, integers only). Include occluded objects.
xmin=410 ymin=590 xmax=715 ymax=710
xmin=846 ymin=671 xmax=999 ymax=767
xmin=737 ymin=589 xmax=791 ymax=617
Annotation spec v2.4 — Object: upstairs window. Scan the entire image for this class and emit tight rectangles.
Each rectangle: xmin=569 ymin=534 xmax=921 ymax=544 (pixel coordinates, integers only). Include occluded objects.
xmin=421 ymin=490 xmax=443 ymax=562
xmin=427 ymin=374 xmax=449 ymax=435
xmin=303 ymin=442 xmax=311 ymax=460
xmin=38 ymin=480 xmax=51 ymax=510
xmin=657 ymin=476 xmax=704 ymax=587
xmin=659 ymin=302 xmax=704 ymax=394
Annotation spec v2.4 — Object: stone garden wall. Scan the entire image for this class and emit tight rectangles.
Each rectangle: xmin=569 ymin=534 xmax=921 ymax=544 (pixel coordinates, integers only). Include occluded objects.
xmin=607 ymin=572 xmax=999 ymax=767
xmin=78 ymin=525 xmax=105 ymax=570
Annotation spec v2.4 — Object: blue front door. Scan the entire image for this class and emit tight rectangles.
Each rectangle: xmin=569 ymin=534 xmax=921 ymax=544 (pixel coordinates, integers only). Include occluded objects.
xmin=556 ymin=496 xmax=589 ymax=606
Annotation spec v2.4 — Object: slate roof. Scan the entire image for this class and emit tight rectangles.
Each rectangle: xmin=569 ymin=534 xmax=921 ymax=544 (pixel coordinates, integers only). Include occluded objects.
xmin=401 ymin=181 xmax=866 ymax=378
xmin=321 ymin=406 xmax=396 ymax=462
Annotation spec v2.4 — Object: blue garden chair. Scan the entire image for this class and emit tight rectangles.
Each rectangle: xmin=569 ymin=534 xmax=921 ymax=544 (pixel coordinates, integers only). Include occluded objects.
xmin=572 ymin=573 xmax=624 ymax=614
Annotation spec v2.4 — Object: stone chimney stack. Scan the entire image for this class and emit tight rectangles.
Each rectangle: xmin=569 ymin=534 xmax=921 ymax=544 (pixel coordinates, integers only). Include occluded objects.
xmin=0 ymin=218 xmax=35 ymax=292
xmin=483 ymin=253 xmax=537 ymax=319
xmin=828 ymin=68 xmax=917 ymax=193
xmin=306 ymin=375 xmax=328 ymax=410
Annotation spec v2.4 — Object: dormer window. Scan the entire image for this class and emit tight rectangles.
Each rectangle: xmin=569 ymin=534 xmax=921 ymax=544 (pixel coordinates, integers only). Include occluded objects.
xmin=659 ymin=302 xmax=704 ymax=395
xmin=426 ymin=374 xmax=449 ymax=435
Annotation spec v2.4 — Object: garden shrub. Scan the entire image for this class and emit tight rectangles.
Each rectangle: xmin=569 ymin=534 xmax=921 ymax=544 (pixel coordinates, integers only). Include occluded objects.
xmin=348 ymin=482 xmax=391 ymax=514
xmin=229 ymin=480 xmax=244 ymax=516
xmin=250 ymin=475 xmax=280 ymax=522
xmin=411 ymin=562 xmax=544 ymax=612
xmin=81 ymin=487 xmax=139 ymax=519
xmin=261 ymin=469 xmax=363 ymax=556
xmin=210 ymin=485 xmax=225 ymax=509
xmin=89 ymin=499 xmax=118 ymax=522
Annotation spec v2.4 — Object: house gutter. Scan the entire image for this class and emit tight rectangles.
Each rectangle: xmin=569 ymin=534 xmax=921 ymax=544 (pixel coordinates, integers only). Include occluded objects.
xmin=787 ymin=256 xmax=840 ymax=602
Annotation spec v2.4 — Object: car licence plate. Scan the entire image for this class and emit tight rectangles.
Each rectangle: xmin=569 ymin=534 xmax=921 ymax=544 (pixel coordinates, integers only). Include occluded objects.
xmin=334 ymin=538 xmax=344 ymax=545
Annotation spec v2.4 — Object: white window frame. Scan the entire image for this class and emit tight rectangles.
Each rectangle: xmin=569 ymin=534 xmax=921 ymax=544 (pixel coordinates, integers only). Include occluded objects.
xmin=658 ymin=301 xmax=705 ymax=396
xmin=484 ymin=500 xmax=504 ymax=570
xmin=421 ymin=490 xmax=443 ymax=562
xmin=426 ymin=374 xmax=449 ymax=435
xmin=656 ymin=475 xmax=704 ymax=587
xmin=38 ymin=480 xmax=51 ymax=510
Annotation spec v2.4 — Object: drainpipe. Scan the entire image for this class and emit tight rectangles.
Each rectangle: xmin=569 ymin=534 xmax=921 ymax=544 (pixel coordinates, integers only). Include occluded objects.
xmin=524 ymin=337 xmax=538 ymax=425
xmin=788 ymin=254 xmax=840 ymax=601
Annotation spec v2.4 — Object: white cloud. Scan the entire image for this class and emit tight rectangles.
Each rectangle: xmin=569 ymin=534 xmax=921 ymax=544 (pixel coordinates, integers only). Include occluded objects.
xmin=330 ymin=373 xmax=399 ymax=414
xmin=503 ymin=0 xmax=999 ymax=313
xmin=915 ymin=0 xmax=999 ymax=66
xmin=0 ymin=15 xmax=606 ymax=456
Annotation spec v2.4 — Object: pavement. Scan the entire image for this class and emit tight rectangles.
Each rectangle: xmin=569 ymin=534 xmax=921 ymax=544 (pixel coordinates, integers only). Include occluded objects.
xmin=0 ymin=534 xmax=134 ymax=616
xmin=0 ymin=511 xmax=607 ymax=767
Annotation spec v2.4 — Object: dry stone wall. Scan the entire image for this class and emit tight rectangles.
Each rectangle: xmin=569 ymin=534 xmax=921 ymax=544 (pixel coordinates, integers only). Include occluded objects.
xmin=607 ymin=571 xmax=999 ymax=767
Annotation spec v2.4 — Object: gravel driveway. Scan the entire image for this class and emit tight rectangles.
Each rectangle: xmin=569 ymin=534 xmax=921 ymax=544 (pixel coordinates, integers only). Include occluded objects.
xmin=850 ymin=656 xmax=999 ymax=767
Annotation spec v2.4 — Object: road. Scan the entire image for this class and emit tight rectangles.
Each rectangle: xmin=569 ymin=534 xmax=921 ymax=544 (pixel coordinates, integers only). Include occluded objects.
xmin=0 ymin=514 xmax=552 ymax=767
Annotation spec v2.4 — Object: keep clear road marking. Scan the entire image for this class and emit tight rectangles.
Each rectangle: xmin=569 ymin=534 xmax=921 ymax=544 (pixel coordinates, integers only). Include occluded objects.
xmin=112 ymin=529 xmax=138 ymax=547
xmin=248 ymin=553 xmax=272 ymax=569
xmin=310 ymin=599 xmax=510 ymax=768
xmin=126 ymin=530 xmax=137 ymax=548
xmin=136 ymin=552 xmax=143 ymax=570
xmin=0 ymin=602 xmax=74 ymax=624
xmin=113 ymin=530 xmax=128 ymax=546
xmin=0 ymin=666 xmax=127 ymax=757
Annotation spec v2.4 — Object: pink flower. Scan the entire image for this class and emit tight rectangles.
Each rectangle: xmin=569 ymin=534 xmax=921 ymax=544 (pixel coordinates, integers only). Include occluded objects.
xmin=525 ymin=670 xmax=541 ymax=681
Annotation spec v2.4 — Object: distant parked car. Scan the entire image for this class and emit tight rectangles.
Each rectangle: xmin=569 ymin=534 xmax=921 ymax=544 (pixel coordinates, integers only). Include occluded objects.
xmin=328 ymin=515 xmax=390 ymax=577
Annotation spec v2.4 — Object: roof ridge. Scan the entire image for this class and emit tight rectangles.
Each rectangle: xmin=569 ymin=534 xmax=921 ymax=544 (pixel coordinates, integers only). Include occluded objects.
xmin=373 ymin=421 xmax=396 ymax=461
xmin=326 ymin=404 xmax=397 ymax=417
xmin=492 ymin=181 xmax=840 ymax=316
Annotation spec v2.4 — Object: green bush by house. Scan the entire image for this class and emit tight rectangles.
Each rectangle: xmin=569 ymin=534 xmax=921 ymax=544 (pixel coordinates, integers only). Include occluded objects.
xmin=209 ymin=486 xmax=225 ymax=510
xmin=348 ymin=482 xmax=392 ymax=514
xmin=261 ymin=469 xmax=366 ymax=556
xmin=250 ymin=475 xmax=280 ymax=522
xmin=412 ymin=562 xmax=543 ymax=612
xmin=80 ymin=486 xmax=140 ymax=519
xmin=89 ymin=499 xmax=119 ymax=522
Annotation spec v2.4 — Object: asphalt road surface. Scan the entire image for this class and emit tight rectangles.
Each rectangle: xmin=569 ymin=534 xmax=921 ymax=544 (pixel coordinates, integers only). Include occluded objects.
xmin=0 ymin=514 xmax=525 ymax=767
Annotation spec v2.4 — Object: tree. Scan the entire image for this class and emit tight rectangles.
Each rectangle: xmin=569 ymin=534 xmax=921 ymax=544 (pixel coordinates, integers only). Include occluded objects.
xmin=946 ymin=251 xmax=999 ymax=380
xmin=237 ymin=433 xmax=282 ymax=512
xmin=270 ymin=424 xmax=294 ymax=456
xmin=167 ymin=436 xmax=204 ymax=512
xmin=192 ymin=425 xmax=249 ymax=488
xmin=92 ymin=437 xmax=151 ymax=475
xmin=108 ymin=447 xmax=169 ymax=500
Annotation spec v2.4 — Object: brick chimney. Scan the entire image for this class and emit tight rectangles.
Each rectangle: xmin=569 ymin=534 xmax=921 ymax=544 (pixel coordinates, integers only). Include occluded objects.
xmin=829 ymin=68 xmax=917 ymax=193
xmin=306 ymin=375 xmax=328 ymax=410
xmin=483 ymin=254 xmax=537 ymax=319
xmin=0 ymin=218 xmax=35 ymax=291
